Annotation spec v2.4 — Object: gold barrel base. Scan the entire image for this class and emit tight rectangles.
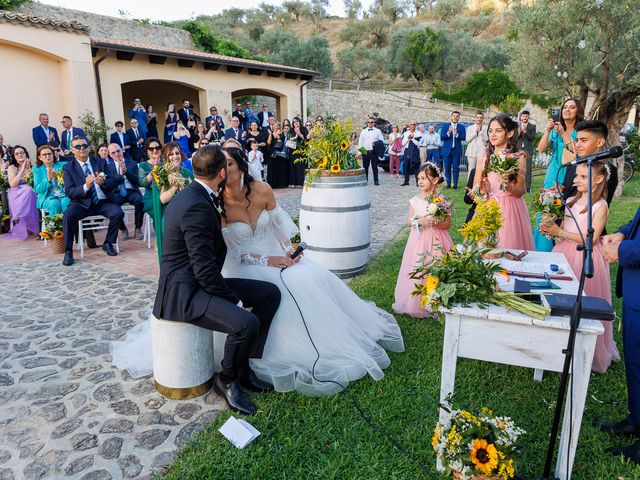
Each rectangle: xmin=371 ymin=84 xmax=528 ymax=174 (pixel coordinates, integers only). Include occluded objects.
xmin=154 ymin=376 xmax=214 ymax=400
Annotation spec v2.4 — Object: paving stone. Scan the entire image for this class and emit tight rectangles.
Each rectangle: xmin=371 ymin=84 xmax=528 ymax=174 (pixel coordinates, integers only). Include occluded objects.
xmin=19 ymin=369 xmax=57 ymax=383
xmin=93 ymin=383 xmax=124 ymax=402
xmin=19 ymin=357 xmax=57 ymax=369
xmin=19 ymin=443 xmax=44 ymax=458
xmin=51 ymin=419 xmax=83 ymax=439
xmin=70 ymin=433 xmax=99 ymax=451
xmin=13 ymin=342 xmax=30 ymax=352
xmin=40 ymin=341 xmax=65 ymax=351
xmin=100 ymin=419 xmax=134 ymax=434
xmin=135 ymin=429 xmax=171 ymax=450
xmin=130 ymin=378 xmax=155 ymax=395
xmin=32 ymin=382 xmax=79 ymax=400
xmin=82 ymin=343 xmax=110 ymax=356
xmin=152 ymin=451 xmax=175 ymax=469
xmin=137 ymin=412 xmax=178 ymax=426
xmin=65 ymin=454 xmax=94 ymax=475
xmin=110 ymin=399 xmax=140 ymax=416
xmin=58 ymin=357 xmax=81 ymax=369
xmin=174 ymin=403 xmax=202 ymax=420
xmin=0 ymin=468 xmax=14 ymax=480
xmin=80 ymin=470 xmax=112 ymax=480
xmin=40 ymin=403 xmax=66 ymax=422
xmin=175 ymin=411 xmax=218 ymax=447
xmin=0 ymin=373 xmax=13 ymax=386
xmin=39 ymin=449 xmax=68 ymax=470
xmin=22 ymin=462 xmax=49 ymax=480
xmin=0 ymin=451 xmax=10 ymax=464
xmin=87 ymin=370 xmax=115 ymax=384
xmin=98 ymin=437 xmax=123 ymax=460
xmin=118 ymin=454 xmax=143 ymax=478
xmin=144 ymin=397 xmax=166 ymax=410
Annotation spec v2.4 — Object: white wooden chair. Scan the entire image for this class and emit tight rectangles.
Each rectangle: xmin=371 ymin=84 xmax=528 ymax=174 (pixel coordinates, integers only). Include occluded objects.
xmin=40 ymin=209 xmax=49 ymax=247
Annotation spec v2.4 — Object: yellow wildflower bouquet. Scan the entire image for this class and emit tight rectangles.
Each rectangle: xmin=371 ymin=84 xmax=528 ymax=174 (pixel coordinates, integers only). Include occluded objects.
xmin=39 ymin=213 xmax=64 ymax=240
xmin=54 ymin=171 xmax=64 ymax=186
xmin=433 ymin=407 xmax=525 ymax=480
xmin=459 ymin=198 xmax=504 ymax=248
xmin=23 ymin=169 xmax=34 ymax=188
xmin=294 ymin=118 xmax=360 ymax=185
xmin=152 ymin=164 xmax=189 ymax=190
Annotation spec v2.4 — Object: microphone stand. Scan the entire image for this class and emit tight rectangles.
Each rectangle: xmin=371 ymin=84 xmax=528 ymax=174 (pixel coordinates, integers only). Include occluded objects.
xmin=541 ymin=159 xmax=594 ymax=479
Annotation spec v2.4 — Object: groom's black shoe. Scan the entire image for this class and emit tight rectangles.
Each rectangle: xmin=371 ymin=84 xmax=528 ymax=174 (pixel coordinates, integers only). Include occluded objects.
xmin=611 ymin=441 xmax=640 ymax=464
xmin=240 ymin=372 xmax=274 ymax=393
xmin=213 ymin=375 xmax=257 ymax=415
xmin=598 ymin=418 xmax=640 ymax=436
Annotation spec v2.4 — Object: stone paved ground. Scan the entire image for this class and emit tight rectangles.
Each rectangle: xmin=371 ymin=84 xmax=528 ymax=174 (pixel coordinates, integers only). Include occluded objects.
xmin=0 ymin=169 xmax=414 ymax=479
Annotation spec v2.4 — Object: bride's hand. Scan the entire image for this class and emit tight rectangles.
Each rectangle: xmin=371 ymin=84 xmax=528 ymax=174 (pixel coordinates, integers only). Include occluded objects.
xmin=268 ymin=256 xmax=293 ymax=268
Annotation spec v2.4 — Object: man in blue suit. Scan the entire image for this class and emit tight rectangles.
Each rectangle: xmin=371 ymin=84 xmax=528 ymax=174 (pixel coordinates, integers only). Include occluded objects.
xmin=60 ymin=116 xmax=87 ymax=160
xmin=225 ymin=117 xmax=246 ymax=147
xmin=126 ymin=119 xmax=146 ymax=163
xmin=32 ymin=113 xmax=60 ymax=148
xmin=205 ymin=106 xmax=225 ymax=132
xmin=599 ymin=208 xmax=640 ymax=463
xmin=106 ymin=143 xmax=144 ymax=239
xmin=109 ymin=121 xmax=132 ymax=160
xmin=128 ymin=97 xmax=149 ymax=136
xmin=439 ymin=111 xmax=466 ymax=189
xmin=61 ymin=136 xmax=124 ymax=266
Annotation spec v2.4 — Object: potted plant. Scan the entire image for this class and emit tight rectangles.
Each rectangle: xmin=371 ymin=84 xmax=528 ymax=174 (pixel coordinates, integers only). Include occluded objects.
xmin=40 ymin=213 xmax=65 ymax=254
xmin=432 ymin=407 xmax=525 ymax=480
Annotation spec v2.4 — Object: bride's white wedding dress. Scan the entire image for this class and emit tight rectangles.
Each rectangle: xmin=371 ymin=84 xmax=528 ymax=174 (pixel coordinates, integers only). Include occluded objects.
xmin=220 ymin=206 xmax=404 ymax=395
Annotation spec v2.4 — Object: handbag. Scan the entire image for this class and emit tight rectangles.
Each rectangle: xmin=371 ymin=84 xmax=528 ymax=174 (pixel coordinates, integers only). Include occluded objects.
xmin=285 ymin=139 xmax=297 ymax=149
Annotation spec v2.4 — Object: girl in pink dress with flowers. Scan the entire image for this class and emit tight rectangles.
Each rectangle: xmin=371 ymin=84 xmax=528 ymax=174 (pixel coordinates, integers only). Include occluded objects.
xmin=540 ymin=160 xmax=620 ymax=373
xmin=393 ymin=163 xmax=454 ymax=317
xmin=474 ymin=115 xmax=535 ymax=251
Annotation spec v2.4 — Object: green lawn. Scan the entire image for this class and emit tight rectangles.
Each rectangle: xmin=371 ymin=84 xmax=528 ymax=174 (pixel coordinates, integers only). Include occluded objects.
xmin=162 ymin=174 xmax=640 ymax=480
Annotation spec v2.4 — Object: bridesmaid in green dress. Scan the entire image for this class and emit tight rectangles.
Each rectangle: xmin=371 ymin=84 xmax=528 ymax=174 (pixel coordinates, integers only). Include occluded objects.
xmin=34 ymin=144 xmax=70 ymax=215
xmin=153 ymin=141 xmax=193 ymax=262
xmin=138 ymin=137 xmax=162 ymax=224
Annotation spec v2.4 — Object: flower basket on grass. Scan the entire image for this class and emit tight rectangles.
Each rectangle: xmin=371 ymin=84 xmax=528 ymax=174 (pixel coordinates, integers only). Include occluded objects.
xmin=40 ymin=213 xmax=65 ymax=254
xmin=433 ymin=407 xmax=525 ymax=480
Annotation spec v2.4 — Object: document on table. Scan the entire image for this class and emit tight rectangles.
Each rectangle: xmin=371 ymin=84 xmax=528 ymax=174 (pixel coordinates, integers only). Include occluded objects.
xmin=219 ymin=416 xmax=261 ymax=448
xmin=498 ymin=260 xmax=570 ymax=276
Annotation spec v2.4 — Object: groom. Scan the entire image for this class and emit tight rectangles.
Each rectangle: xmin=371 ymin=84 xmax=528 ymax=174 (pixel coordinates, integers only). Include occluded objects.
xmin=153 ymin=144 xmax=281 ymax=415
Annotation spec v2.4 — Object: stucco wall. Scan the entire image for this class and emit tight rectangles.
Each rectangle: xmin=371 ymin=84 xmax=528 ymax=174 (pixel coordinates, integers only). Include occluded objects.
xmin=17 ymin=3 xmax=195 ymax=50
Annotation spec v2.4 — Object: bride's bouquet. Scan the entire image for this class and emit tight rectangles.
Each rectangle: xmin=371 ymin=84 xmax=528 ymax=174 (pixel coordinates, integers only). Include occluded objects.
xmin=152 ymin=164 xmax=189 ymax=189
xmin=486 ymin=151 xmax=519 ymax=191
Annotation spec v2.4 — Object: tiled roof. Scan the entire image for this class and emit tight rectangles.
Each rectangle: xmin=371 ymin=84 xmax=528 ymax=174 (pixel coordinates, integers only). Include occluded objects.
xmin=0 ymin=10 xmax=88 ymax=33
xmin=91 ymin=37 xmax=315 ymax=77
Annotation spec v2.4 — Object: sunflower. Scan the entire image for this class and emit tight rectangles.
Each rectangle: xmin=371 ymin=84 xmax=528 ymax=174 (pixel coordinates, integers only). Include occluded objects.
xmin=340 ymin=139 xmax=350 ymax=151
xmin=55 ymin=172 xmax=64 ymax=185
xmin=53 ymin=231 xmax=64 ymax=239
xmin=330 ymin=164 xmax=341 ymax=173
xmin=554 ymin=198 xmax=563 ymax=207
xmin=1 ymin=215 xmax=9 ymax=222
xmin=318 ymin=156 xmax=329 ymax=169
xmin=39 ymin=232 xmax=51 ymax=240
xmin=470 ymin=439 xmax=498 ymax=475
xmin=433 ymin=197 xmax=442 ymax=203
xmin=431 ymin=426 xmax=441 ymax=448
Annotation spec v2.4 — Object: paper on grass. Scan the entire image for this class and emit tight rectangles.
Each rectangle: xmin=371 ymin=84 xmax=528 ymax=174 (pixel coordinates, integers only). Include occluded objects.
xmin=219 ymin=416 xmax=261 ymax=449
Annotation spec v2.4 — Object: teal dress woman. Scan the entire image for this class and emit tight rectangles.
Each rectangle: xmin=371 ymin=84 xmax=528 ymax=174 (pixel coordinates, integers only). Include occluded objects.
xmin=138 ymin=138 xmax=163 ymax=225
xmin=33 ymin=145 xmax=69 ymax=215
xmin=153 ymin=142 xmax=193 ymax=263
xmin=533 ymin=98 xmax=583 ymax=251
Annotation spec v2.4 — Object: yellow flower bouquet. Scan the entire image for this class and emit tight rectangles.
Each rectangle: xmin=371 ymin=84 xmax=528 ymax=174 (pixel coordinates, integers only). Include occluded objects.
xmin=433 ymin=407 xmax=525 ymax=480
xmin=459 ymin=198 xmax=503 ymax=249
xmin=54 ymin=171 xmax=64 ymax=186
xmin=294 ymin=118 xmax=360 ymax=185
xmin=152 ymin=164 xmax=189 ymax=190
xmin=23 ymin=169 xmax=34 ymax=188
xmin=39 ymin=213 xmax=64 ymax=240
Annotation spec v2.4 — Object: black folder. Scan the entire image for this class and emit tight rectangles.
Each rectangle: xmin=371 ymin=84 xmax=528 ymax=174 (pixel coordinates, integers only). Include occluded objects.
xmin=545 ymin=293 xmax=615 ymax=321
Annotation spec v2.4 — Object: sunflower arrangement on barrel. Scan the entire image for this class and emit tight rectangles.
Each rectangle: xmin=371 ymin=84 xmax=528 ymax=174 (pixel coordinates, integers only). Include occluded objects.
xmin=532 ymin=189 xmax=565 ymax=240
xmin=294 ymin=118 xmax=361 ymax=186
xmin=433 ymin=407 xmax=525 ymax=480
xmin=485 ymin=150 xmax=520 ymax=191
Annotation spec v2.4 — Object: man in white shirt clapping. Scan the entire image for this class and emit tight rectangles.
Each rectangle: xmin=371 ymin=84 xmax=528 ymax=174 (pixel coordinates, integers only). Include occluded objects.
xmin=357 ymin=117 xmax=384 ymax=185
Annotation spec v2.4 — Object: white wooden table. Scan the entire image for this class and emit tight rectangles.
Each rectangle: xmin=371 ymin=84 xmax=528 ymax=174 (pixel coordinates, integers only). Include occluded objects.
xmin=438 ymin=251 xmax=604 ymax=480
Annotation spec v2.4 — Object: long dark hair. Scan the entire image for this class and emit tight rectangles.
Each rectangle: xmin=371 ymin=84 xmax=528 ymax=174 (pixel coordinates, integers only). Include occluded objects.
xmin=559 ymin=97 xmax=585 ymax=131
xmin=8 ymin=145 xmax=29 ymax=168
xmin=483 ymin=115 xmax=521 ymax=179
xmin=221 ymin=146 xmax=255 ymax=217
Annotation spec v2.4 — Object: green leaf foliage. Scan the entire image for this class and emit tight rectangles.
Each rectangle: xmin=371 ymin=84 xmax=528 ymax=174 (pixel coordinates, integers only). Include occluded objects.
xmin=0 ymin=0 xmax=30 ymax=9
xmin=433 ymin=69 xmax=523 ymax=110
xmin=259 ymin=31 xmax=333 ymax=77
xmin=180 ymin=20 xmax=258 ymax=60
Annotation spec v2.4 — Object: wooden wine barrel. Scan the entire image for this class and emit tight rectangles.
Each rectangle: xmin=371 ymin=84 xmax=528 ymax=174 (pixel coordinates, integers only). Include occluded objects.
xmin=299 ymin=169 xmax=371 ymax=278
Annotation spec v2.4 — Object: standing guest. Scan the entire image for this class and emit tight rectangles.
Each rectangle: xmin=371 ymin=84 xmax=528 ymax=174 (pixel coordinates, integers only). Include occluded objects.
xmin=4 ymin=146 xmax=38 ymax=240
xmin=128 ymin=98 xmax=149 ymax=136
xmin=173 ymin=122 xmax=191 ymax=159
xmin=96 ymin=145 xmax=109 ymax=160
xmin=146 ymin=105 xmax=159 ymax=140
xmin=440 ymin=111 xmax=466 ymax=189
xmin=60 ymin=116 xmax=87 ymax=161
xmin=417 ymin=123 xmax=427 ymax=164
xmin=423 ymin=124 xmax=441 ymax=165
xmin=305 ymin=121 xmax=316 ymax=140
xmin=34 ymin=144 xmax=69 ymax=216
xmin=138 ymin=138 xmax=162 ymax=231
xmin=190 ymin=122 xmax=207 ymax=153
xmin=357 ymin=117 xmax=384 ymax=185
xmin=109 ymin=121 xmax=132 ymax=160
xmin=247 ymin=139 xmax=265 ymax=182
xmin=463 ymin=168 xmax=478 ymax=224
xmin=517 ymin=110 xmax=537 ymax=192
xmin=289 ymin=117 xmax=308 ymax=188
xmin=205 ymin=119 xmax=225 ymax=145
xmin=400 ymin=122 xmax=422 ymax=186
xmin=61 ymin=137 xmax=124 ymax=266
xmin=232 ymin=102 xmax=249 ymax=130
xmin=106 ymin=143 xmax=145 ymax=240
xmin=474 ymin=115 xmax=534 ymax=251
xmin=599 ymin=207 xmax=640 ymax=463
xmin=177 ymin=99 xmax=197 ymax=128
xmin=388 ymin=124 xmax=402 ymax=179
xmin=205 ymin=106 xmax=225 ymax=133
xmin=246 ymin=121 xmax=271 ymax=154
xmin=152 ymin=142 xmax=194 ymax=263
xmin=282 ymin=118 xmax=292 ymax=130
xmin=164 ymin=103 xmax=179 ymax=144
xmin=465 ymin=112 xmax=488 ymax=176
xmin=268 ymin=122 xmax=288 ymax=188
xmin=534 ymin=97 xmax=584 ymax=251
xmin=127 ymin=119 xmax=146 ymax=163
xmin=393 ymin=162 xmax=453 ymax=317
xmin=32 ymin=113 xmax=59 ymax=148
xmin=244 ymin=100 xmax=257 ymax=124
xmin=225 ymin=117 xmax=246 ymax=147
xmin=257 ymin=103 xmax=274 ymax=129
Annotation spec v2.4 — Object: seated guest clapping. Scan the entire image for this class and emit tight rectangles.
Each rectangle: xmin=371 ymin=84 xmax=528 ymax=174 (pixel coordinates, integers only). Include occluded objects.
xmin=61 ymin=137 xmax=124 ymax=266
xmin=34 ymin=144 xmax=69 ymax=215
xmin=4 ymin=145 xmax=39 ymax=240
xmin=106 ymin=143 xmax=145 ymax=240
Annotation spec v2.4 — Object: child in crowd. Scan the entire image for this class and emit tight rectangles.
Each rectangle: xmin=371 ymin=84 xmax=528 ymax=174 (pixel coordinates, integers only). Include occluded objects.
xmin=246 ymin=139 xmax=264 ymax=182
xmin=393 ymin=162 xmax=453 ymax=317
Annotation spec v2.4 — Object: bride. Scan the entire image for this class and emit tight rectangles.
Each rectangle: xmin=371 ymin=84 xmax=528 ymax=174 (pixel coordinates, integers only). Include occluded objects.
xmin=218 ymin=146 xmax=404 ymax=395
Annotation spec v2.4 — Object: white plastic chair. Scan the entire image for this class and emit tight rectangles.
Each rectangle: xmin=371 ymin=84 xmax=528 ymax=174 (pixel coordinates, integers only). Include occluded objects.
xmin=77 ymin=216 xmax=119 ymax=258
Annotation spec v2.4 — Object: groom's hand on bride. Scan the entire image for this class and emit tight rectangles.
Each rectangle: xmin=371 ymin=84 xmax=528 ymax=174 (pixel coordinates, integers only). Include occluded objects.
xmin=268 ymin=256 xmax=294 ymax=268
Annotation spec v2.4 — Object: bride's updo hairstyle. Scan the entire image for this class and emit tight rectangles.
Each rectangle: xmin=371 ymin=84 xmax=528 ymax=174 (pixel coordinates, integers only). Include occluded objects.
xmin=222 ymin=146 xmax=255 ymax=212
xmin=192 ymin=144 xmax=227 ymax=180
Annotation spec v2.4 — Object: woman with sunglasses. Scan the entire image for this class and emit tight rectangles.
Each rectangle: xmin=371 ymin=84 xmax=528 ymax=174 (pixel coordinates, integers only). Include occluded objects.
xmin=34 ymin=144 xmax=69 ymax=216
xmin=289 ymin=117 xmax=308 ymax=188
xmin=138 ymin=138 xmax=163 ymax=229
xmin=4 ymin=145 xmax=38 ymax=240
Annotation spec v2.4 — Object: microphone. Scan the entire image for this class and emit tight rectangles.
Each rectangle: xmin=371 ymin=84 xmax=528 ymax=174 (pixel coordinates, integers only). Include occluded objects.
xmin=289 ymin=242 xmax=307 ymax=261
xmin=568 ymin=146 xmax=623 ymax=166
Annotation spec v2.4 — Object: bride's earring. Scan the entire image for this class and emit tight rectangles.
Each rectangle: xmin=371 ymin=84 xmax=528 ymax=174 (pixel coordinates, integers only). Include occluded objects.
xmin=240 ymin=174 xmax=244 ymax=189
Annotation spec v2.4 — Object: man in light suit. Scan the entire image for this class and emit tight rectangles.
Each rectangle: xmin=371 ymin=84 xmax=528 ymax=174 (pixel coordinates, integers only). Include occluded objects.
xmin=225 ymin=117 xmax=246 ymax=147
xmin=465 ymin=112 xmax=488 ymax=178
xmin=517 ymin=110 xmax=537 ymax=192
xmin=440 ymin=111 xmax=466 ymax=189
xmin=109 ymin=121 xmax=132 ymax=160
xmin=60 ymin=116 xmax=87 ymax=161
xmin=32 ymin=113 xmax=59 ymax=148
xmin=126 ymin=119 xmax=146 ymax=163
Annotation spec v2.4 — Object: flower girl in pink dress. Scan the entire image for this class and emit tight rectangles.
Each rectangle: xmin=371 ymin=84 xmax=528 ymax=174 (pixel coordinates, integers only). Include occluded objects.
xmin=474 ymin=115 xmax=535 ymax=251
xmin=393 ymin=163 xmax=454 ymax=317
xmin=540 ymin=160 xmax=620 ymax=373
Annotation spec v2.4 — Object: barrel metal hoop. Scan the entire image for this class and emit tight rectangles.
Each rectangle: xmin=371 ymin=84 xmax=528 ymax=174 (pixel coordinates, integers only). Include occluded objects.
xmin=306 ymin=243 xmax=370 ymax=253
xmin=307 ymin=182 xmax=368 ymax=188
xmin=154 ymin=376 xmax=214 ymax=400
xmin=304 ymin=175 xmax=367 ymax=183
xmin=331 ymin=265 xmax=366 ymax=278
xmin=300 ymin=203 xmax=371 ymax=213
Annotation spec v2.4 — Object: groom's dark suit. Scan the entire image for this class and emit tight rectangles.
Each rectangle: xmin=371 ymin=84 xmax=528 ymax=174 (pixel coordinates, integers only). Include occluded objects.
xmin=152 ymin=180 xmax=280 ymax=380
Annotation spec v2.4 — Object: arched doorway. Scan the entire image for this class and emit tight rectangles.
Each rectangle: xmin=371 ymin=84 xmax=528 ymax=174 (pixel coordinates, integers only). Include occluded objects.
xmin=121 ymin=80 xmax=202 ymax=140
xmin=231 ymin=88 xmax=287 ymax=124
